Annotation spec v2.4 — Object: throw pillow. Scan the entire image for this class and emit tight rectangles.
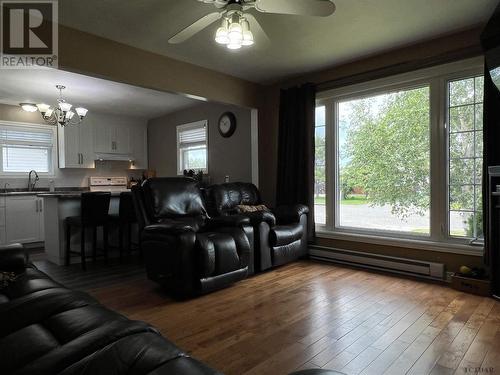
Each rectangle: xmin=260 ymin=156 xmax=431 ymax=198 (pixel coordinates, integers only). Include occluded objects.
xmin=237 ymin=204 xmax=269 ymax=213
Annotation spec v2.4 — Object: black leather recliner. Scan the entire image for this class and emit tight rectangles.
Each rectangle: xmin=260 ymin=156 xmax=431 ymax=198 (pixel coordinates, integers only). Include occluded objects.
xmin=132 ymin=177 xmax=254 ymax=296
xmin=204 ymin=182 xmax=309 ymax=272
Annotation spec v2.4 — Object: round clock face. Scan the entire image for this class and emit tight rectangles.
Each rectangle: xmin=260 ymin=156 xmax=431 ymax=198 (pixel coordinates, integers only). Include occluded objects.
xmin=218 ymin=112 xmax=236 ymax=138
xmin=220 ymin=116 xmax=231 ymax=133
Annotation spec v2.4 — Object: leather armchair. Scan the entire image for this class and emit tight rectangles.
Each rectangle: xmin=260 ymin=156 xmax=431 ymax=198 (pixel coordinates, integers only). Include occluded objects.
xmin=205 ymin=182 xmax=309 ymax=272
xmin=132 ymin=177 xmax=254 ymax=297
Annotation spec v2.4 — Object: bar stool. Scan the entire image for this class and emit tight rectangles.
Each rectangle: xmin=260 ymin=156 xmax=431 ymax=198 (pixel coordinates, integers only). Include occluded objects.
xmin=110 ymin=191 xmax=141 ymax=260
xmin=65 ymin=192 xmax=111 ymax=270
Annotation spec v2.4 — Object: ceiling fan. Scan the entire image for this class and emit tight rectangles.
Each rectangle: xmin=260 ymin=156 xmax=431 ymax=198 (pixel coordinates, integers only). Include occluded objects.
xmin=168 ymin=0 xmax=336 ymax=50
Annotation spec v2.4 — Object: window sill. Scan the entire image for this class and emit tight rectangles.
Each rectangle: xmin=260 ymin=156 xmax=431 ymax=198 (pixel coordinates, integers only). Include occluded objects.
xmin=315 ymin=229 xmax=483 ymax=257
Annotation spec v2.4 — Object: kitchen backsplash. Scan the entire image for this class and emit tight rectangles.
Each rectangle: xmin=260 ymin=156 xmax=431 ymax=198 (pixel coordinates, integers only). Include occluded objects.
xmin=0 ymin=160 xmax=143 ymax=190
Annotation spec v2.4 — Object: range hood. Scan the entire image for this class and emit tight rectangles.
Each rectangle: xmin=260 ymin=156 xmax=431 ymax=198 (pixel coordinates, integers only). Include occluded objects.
xmin=94 ymin=153 xmax=135 ymax=162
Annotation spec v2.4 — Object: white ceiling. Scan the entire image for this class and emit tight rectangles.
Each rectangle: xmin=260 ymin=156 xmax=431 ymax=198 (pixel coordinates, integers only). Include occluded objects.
xmin=58 ymin=0 xmax=499 ymax=83
xmin=0 ymin=69 xmax=200 ymax=119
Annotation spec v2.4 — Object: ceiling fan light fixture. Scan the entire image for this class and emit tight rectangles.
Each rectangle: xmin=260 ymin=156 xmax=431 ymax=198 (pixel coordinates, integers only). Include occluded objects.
xmin=215 ymin=18 xmax=229 ymax=44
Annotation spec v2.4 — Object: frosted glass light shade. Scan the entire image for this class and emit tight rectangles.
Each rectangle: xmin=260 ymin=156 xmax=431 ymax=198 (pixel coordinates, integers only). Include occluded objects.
xmin=75 ymin=107 xmax=88 ymax=117
xmin=215 ymin=27 xmax=229 ymax=44
xmin=36 ymin=103 xmax=50 ymax=113
xmin=59 ymin=102 xmax=72 ymax=112
xmin=66 ymin=111 xmax=75 ymax=120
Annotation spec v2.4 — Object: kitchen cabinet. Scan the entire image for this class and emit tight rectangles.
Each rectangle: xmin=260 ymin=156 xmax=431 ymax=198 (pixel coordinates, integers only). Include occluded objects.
xmin=5 ymin=195 xmax=44 ymax=244
xmin=58 ymin=122 xmax=94 ymax=168
xmin=94 ymin=123 xmax=130 ymax=154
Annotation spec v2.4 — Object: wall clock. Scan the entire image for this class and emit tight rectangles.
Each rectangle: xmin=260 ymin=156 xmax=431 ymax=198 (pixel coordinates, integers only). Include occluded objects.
xmin=218 ymin=111 xmax=237 ymax=138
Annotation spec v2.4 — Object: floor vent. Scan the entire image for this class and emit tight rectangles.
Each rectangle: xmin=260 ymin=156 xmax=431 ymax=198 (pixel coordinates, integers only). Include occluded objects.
xmin=309 ymin=246 xmax=445 ymax=280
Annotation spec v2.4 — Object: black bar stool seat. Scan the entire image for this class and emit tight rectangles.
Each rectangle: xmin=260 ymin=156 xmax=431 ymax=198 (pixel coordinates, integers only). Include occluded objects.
xmin=65 ymin=192 xmax=111 ymax=270
xmin=109 ymin=191 xmax=141 ymax=260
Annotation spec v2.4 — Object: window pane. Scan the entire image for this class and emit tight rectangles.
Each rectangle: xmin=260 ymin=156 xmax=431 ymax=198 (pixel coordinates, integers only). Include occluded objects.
xmin=448 ymin=75 xmax=483 ymax=238
xmin=449 ymin=158 xmax=474 ymax=185
xmin=449 ymin=105 xmax=474 ymax=132
xmin=450 ymin=132 xmax=474 ymax=159
xmin=182 ymin=148 xmax=206 ymax=170
xmin=449 ymin=78 xmax=475 ymax=107
xmin=338 ymin=86 xmax=430 ymax=234
xmin=3 ymin=146 xmax=50 ymax=173
xmin=475 ymin=105 xmax=483 ymax=130
xmin=475 ymin=76 xmax=484 ymax=103
xmin=450 ymin=211 xmax=473 ymax=237
xmin=315 ymin=106 xmax=326 ymax=225
xmin=449 ymin=185 xmax=474 ymax=211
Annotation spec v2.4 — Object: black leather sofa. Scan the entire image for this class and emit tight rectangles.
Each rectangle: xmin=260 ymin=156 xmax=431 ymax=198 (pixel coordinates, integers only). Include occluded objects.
xmin=205 ymin=182 xmax=309 ymax=272
xmin=132 ymin=177 xmax=254 ymax=297
xmin=0 ymin=244 xmax=221 ymax=375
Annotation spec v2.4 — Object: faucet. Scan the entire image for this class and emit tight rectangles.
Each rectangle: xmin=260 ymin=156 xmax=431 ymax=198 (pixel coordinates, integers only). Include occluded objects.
xmin=3 ymin=182 xmax=9 ymax=192
xmin=28 ymin=170 xmax=39 ymax=191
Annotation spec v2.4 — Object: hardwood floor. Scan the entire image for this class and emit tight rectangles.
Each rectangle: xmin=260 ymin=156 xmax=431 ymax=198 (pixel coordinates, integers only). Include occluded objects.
xmin=35 ymin=257 xmax=500 ymax=375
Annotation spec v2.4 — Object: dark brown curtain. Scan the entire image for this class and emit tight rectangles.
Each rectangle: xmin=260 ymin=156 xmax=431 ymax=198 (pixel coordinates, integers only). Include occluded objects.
xmin=276 ymin=83 xmax=316 ymax=238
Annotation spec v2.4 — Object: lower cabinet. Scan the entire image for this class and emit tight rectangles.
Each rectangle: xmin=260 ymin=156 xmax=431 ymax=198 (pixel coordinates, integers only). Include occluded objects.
xmin=5 ymin=195 xmax=44 ymax=244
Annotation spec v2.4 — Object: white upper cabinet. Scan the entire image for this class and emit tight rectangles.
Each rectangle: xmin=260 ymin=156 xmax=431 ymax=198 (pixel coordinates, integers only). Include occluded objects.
xmin=58 ymin=121 xmax=95 ymax=169
xmin=94 ymin=123 xmax=130 ymax=154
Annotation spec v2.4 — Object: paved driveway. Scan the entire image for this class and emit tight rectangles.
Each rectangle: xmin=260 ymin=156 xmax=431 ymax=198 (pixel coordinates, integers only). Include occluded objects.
xmin=314 ymin=204 xmax=467 ymax=235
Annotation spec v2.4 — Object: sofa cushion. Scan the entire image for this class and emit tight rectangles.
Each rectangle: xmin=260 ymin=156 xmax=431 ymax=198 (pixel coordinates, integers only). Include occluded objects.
xmin=59 ymin=332 xmax=186 ymax=375
xmin=270 ymin=224 xmax=304 ymax=247
xmin=205 ymin=182 xmax=261 ymax=216
xmin=142 ymin=178 xmax=206 ymax=220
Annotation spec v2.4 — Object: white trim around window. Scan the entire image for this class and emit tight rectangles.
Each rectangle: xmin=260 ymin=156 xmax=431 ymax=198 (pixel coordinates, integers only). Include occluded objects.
xmin=0 ymin=121 xmax=57 ymax=178
xmin=315 ymin=57 xmax=485 ymax=255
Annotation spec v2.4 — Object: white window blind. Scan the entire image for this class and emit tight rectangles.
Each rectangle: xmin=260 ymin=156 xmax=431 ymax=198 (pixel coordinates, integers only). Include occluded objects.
xmin=177 ymin=121 xmax=208 ymax=174
xmin=0 ymin=123 xmax=55 ymax=174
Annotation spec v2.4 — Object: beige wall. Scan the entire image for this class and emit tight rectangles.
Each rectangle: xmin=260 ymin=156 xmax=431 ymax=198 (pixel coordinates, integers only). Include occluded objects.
xmin=58 ymin=26 xmax=263 ymax=110
xmin=148 ymin=102 xmax=253 ymax=185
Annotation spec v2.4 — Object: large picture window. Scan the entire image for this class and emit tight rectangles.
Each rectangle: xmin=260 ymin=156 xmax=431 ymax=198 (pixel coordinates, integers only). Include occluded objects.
xmin=316 ymin=59 xmax=484 ymax=250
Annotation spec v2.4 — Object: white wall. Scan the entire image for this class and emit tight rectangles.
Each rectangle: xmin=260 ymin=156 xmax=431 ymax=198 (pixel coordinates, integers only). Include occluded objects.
xmin=0 ymin=103 xmax=147 ymax=189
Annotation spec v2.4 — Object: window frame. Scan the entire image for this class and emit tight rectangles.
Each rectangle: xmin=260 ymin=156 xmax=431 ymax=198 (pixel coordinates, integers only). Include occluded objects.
xmin=0 ymin=121 xmax=57 ymax=178
xmin=176 ymin=120 xmax=208 ymax=175
xmin=315 ymin=57 xmax=484 ymax=254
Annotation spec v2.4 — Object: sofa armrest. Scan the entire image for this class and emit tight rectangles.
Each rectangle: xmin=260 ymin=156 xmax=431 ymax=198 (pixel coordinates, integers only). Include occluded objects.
xmin=0 ymin=243 xmax=27 ymax=274
xmin=273 ymin=204 xmax=309 ymax=224
xmin=207 ymin=215 xmax=251 ymax=228
xmin=143 ymin=223 xmax=196 ymax=236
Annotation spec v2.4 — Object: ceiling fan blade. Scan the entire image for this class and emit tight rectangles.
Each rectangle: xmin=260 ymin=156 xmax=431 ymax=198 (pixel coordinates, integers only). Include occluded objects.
xmin=244 ymin=14 xmax=270 ymax=47
xmin=255 ymin=0 xmax=335 ymax=17
xmin=168 ymin=12 xmax=223 ymax=44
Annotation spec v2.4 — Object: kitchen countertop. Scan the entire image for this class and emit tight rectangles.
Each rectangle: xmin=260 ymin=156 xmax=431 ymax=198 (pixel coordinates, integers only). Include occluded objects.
xmin=37 ymin=191 xmax=129 ymax=198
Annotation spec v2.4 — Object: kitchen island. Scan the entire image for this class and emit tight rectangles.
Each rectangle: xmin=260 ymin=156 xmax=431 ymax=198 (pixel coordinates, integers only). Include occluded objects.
xmin=39 ymin=192 xmax=125 ymax=265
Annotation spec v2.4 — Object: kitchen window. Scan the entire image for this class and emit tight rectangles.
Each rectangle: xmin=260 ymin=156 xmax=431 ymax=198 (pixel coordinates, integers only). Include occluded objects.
xmin=0 ymin=122 xmax=56 ymax=175
xmin=316 ymin=58 xmax=484 ymax=251
xmin=176 ymin=120 xmax=208 ymax=174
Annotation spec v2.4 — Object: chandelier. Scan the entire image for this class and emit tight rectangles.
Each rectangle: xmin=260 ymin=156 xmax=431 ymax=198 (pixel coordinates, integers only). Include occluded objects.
xmin=215 ymin=11 xmax=254 ymax=50
xmin=19 ymin=85 xmax=89 ymax=127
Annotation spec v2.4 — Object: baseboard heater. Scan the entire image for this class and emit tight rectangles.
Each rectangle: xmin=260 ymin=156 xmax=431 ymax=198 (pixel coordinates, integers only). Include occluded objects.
xmin=309 ymin=246 xmax=445 ymax=281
